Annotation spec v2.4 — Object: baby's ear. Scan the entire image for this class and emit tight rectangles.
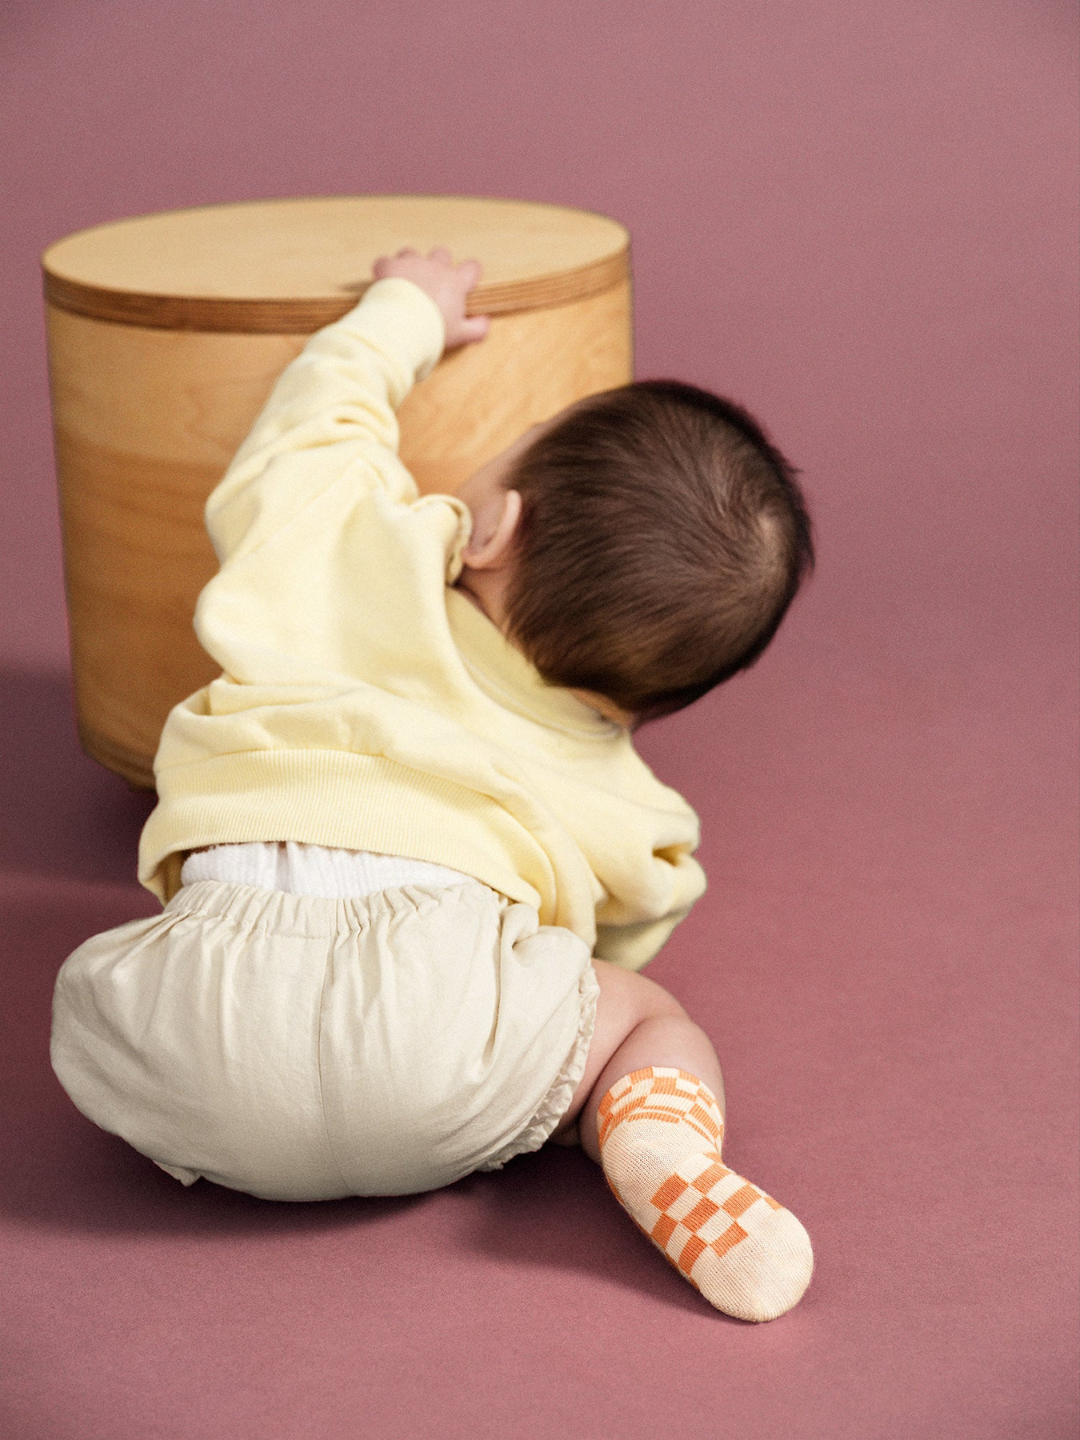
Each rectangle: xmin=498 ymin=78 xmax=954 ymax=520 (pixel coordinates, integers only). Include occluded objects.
xmin=461 ymin=488 xmax=522 ymax=570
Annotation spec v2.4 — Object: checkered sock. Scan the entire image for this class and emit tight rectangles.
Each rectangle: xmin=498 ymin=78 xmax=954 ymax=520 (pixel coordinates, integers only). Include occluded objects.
xmin=597 ymin=1067 xmax=813 ymax=1322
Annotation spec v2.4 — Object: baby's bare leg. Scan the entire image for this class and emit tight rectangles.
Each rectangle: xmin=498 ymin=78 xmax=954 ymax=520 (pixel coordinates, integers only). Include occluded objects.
xmin=551 ymin=960 xmax=725 ymax=1162
xmin=551 ymin=959 xmax=813 ymax=1322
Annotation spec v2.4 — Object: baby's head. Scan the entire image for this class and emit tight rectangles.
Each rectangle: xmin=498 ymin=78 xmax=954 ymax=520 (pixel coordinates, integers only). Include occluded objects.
xmin=456 ymin=381 xmax=814 ymax=723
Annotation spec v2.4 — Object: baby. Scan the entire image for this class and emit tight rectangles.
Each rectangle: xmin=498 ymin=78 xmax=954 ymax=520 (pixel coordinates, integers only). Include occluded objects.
xmin=51 ymin=248 xmax=815 ymax=1323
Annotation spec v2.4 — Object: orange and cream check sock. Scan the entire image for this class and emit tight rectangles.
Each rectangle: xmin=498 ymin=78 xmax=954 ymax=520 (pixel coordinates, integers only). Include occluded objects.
xmin=597 ymin=1067 xmax=813 ymax=1322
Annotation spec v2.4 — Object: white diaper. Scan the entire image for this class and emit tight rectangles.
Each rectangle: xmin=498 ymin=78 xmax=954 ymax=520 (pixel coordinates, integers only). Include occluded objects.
xmin=180 ymin=842 xmax=472 ymax=898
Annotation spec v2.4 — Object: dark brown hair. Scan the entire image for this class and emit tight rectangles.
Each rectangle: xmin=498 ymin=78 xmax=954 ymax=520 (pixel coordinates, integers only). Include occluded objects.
xmin=503 ymin=380 xmax=814 ymax=721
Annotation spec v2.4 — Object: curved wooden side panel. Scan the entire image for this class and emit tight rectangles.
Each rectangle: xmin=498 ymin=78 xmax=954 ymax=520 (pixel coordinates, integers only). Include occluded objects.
xmin=400 ymin=279 xmax=632 ymax=491
xmin=47 ymin=279 xmax=633 ymax=787
xmin=57 ymin=438 xmax=225 ymax=788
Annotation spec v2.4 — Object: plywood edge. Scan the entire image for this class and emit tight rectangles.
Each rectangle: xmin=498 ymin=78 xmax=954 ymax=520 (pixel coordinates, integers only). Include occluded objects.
xmin=42 ymin=249 xmax=630 ymax=333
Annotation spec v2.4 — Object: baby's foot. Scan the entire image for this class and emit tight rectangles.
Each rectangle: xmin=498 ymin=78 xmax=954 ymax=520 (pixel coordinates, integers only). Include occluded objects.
xmin=597 ymin=1067 xmax=813 ymax=1322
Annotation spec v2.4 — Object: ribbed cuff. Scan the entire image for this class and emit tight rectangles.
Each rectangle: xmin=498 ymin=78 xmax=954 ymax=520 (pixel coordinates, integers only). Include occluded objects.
xmin=339 ymin=276 xmax=446 ymax=382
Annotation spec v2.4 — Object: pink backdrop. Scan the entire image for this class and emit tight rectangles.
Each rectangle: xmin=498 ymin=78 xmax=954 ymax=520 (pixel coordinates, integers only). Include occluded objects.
xmin=1 ymin=2 xmax=1077 ymax=1437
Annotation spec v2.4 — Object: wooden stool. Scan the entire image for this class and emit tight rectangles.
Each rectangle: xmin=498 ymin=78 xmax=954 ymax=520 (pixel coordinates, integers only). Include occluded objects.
xmin=42 ymin=196 xmax=633 ymax=787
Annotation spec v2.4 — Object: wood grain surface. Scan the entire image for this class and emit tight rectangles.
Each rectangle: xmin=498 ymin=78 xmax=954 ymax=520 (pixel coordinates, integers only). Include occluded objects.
xmin=42 ymin=195 xmax=630 ymax=332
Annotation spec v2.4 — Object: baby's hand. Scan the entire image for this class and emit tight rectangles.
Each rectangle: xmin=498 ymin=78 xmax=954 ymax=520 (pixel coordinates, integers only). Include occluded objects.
xmin=372 ymin=247 xmax=490 ymax=349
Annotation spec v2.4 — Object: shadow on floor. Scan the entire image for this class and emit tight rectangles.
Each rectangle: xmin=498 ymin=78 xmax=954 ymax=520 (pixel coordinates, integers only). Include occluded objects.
xmin=452 ymin=1145 xmax=717 ymax=1316
xmin=0 ymin=666 xmax=155 ymax=888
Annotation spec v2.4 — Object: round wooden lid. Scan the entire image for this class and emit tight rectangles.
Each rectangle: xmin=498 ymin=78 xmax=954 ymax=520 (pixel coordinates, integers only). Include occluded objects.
xmin=42 ymin=195 xmax=630 ymax=333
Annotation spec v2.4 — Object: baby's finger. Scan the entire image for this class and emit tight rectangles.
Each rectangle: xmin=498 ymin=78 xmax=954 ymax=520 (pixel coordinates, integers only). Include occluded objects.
xmin=457 ymin=258 xmax=482 ymax=290
xmin=459 ymin=314 xmax=490 ymax=344
xmin=428 ymin=246 xmax=453 ymax=265
xmin=372 ymin=248 xmax=418 ymax=275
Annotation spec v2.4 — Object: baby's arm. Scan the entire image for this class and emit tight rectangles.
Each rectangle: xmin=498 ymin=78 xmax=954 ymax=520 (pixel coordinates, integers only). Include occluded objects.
xmin=205 ymin=250 xmax=487 ymax=564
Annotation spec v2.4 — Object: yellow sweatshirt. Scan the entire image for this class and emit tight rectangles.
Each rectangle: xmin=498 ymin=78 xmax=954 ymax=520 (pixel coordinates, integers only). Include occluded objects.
xmin=139 ymin=278 xmax=706 ymax=970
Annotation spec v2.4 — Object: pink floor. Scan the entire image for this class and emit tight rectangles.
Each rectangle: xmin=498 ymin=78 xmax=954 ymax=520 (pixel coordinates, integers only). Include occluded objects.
xmin=2 ymin=2 xmax=1077 ymax=1437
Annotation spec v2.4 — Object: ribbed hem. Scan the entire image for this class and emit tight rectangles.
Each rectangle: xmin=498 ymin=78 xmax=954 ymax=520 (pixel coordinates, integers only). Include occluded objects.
xmin=140 ymin=748 xmax=554 ymax=915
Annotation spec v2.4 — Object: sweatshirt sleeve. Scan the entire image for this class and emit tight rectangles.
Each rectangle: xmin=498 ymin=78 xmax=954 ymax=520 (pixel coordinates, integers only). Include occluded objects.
xmin=204 ymin=278 xmax=446 ymax=563
xmin=589 ymin=835 xmax=706 ymax=970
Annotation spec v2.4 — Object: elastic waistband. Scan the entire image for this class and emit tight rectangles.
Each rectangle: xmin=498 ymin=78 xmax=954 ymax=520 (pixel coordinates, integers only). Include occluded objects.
xmin=165 ymin=877 xmax=496 ymax=940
